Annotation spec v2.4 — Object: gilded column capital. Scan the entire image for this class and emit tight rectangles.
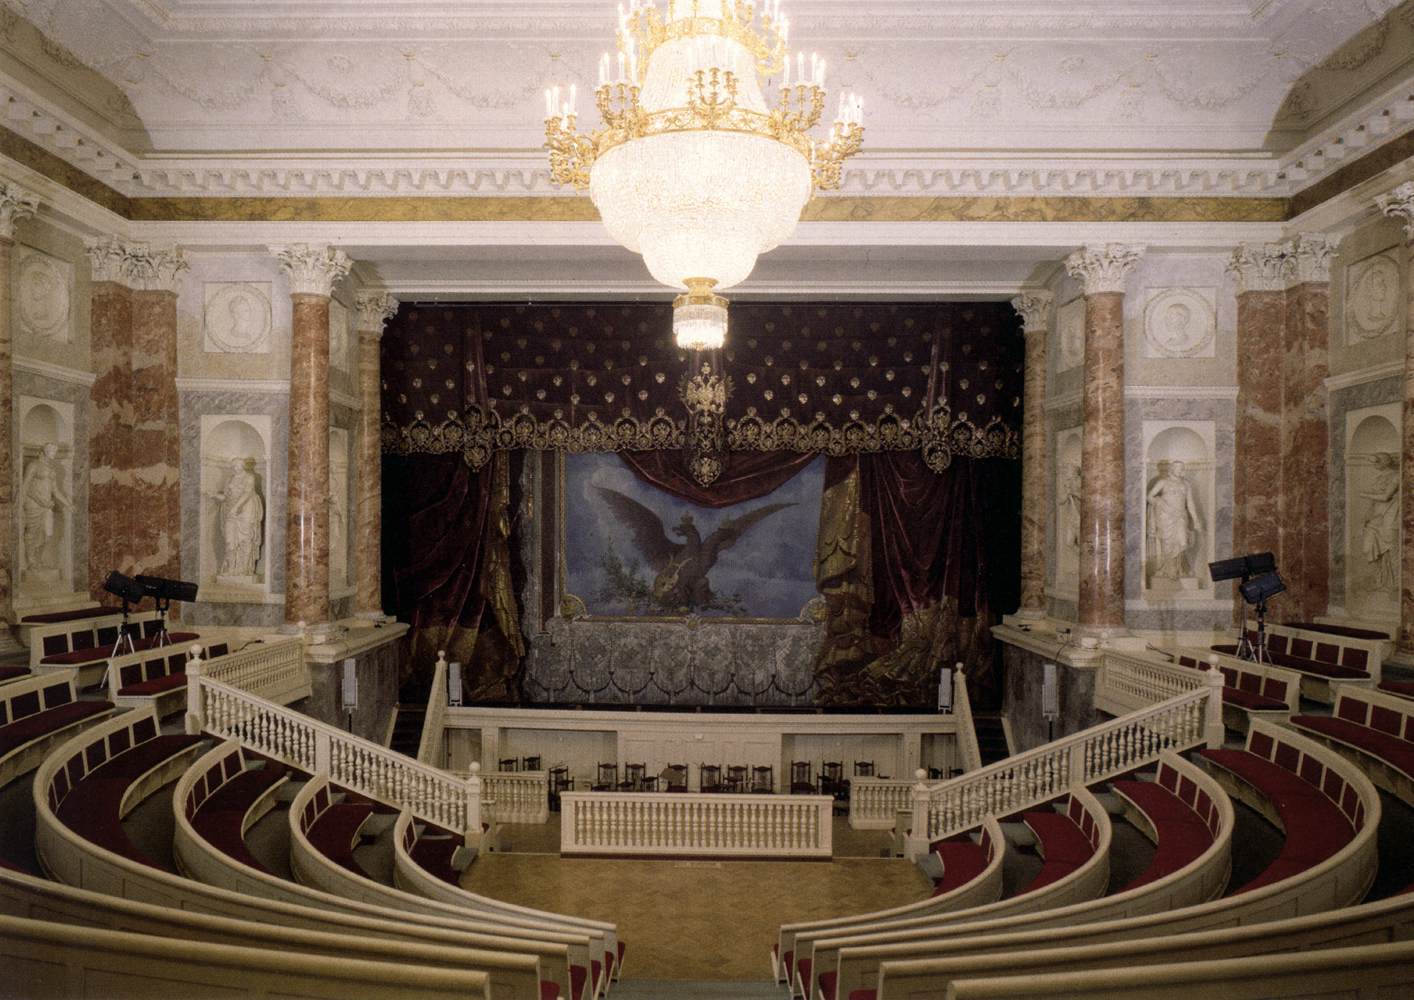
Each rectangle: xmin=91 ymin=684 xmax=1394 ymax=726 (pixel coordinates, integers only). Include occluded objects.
xmin=1280 ymin=233 xmax=1336 ymax=287
xmin=271 ymin=244 xmax=352 ymax=297
xmin=1011 ymin=290 xmax=1054 ymax=334
xmin=1227 ymin=242 xmax=1288 ymax=294
xmin=354 ymin=289 xmax=399 ymax=336
xmin=1375 ymin=181 xmax=1414 ymax=243
xmin=1064 ymin=244 xmax=1144 ymax=295
xmin=0 ymin=182 xmax=39 ymax=240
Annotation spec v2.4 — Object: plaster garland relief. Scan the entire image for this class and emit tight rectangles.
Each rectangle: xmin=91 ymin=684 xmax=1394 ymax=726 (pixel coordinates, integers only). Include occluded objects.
xmin=1142 ymin=287 xmax=1217 ymax=359
xmin=203 ymin=282 xmax=273 ymax=354
xmin=15 ymin=246 xmax=73 ymax=346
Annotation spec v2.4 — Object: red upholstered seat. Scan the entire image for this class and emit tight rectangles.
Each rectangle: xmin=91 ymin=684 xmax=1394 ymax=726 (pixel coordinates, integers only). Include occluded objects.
xmin=797 ymin=957 xmax=813 ymax=997
xmin=0 ymin=700 xmax=113 ymax=757
xmin=1379 ymin=681 xmax=1414 ymax=702
xmin=305 ymin=800 xmax=374 ymax=877
xmin=0 ymin=666 xmax=29 ymax=683
xmin=819 ymin=969 xmax=839 ymax=1000
xmin=118 ymin=672 xmax=188 ymax=697
xmin=1198 ymin=747 xmax=1354 ymax=893
xmin=848 ymin=991 xmax=877 ymax=1000
xmin=1209 ymin=645 xmax=1367 ymax=680
xmin=1221 ymin=687 xmax=1287 ymax=712
xmin=1290 ymin=715 xmax=1414 ymax=782
xmin=409 ymin=831 xmax=462 ymax=885
xmin=21 ymin=606 xmax=121 ymax=624
xmin=1111 ymin=779 xmax=1214 ymax=889
xmin=569 ymin=964 xmax=587 ymax=1000
xmin=191 ymin=765 xmax=290 ymax=873
xmin=1283 ymin=621 xmax=1390 ymax=641
xmin=42 ymin=632 xmax=199 ymax=666
xmin=540 ymin=981 xmax=559 ymax=1000
xmin=929 ymin=838 xmax=989 ymax=896
xmin=1017 ymin=808 xmax=1093 ymax=894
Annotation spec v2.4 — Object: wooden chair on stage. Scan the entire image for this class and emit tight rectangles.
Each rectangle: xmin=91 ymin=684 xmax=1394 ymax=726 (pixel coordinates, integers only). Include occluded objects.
xmin=592 ymin=762 xmax=617 ymax=791
xmin=751 ymin=764 xmax=775 ymax=794
xmin=619 ymin=762 xmax=646 ymax=791
xmin=548 ymin=765 xmax=572 ymax=811
xmin=522 ymin=754 xmax=542 ymax=771
xmin=663 ymin=763 xmax=689 ymax=792
xmin=699 ymin=763 xmax=724 ymax=793
xmin=854 ymin=760 xmax=874 ymax=777
xmin=498 ymin=757 xmax=519 ymax=772
xmin=725 ymin=764 xmax=748 ymax=793
xmin=790 ymin=760 xmax=816 ymax=794
xmin=639 ymin=775 xmax=659 ymax=792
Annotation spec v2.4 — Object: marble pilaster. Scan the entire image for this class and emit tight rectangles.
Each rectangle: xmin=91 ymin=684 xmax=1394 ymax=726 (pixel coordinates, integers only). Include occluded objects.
xmin=1065 ymin=244 xmax=1143 ymax=634
xmin=1228 ymin=243 xmax=1287 ymax=622
xmin=274 ymin=245 xmax=351 ymax=625
xmin=1376 ymin=182 xmax=1414 ymax=655
xmin=129 ymin=249 xmax=188 ymax=588
xmin=85 ymin=237 xmax=136 ymax=600
xmin=1280 ymin=234 xmax=1335 ymax=622
xmin=353 ymin=290 xmax=396 ymax=618
xmin=1012 ymin=290 xmax=1053 ymax=618
xmin=0 ymin=183 xmax=38 ymax=624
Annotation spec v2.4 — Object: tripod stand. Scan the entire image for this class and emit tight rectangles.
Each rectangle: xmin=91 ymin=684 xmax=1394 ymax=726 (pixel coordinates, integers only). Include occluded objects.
xmin=1236 ymin=597 xmax=1272 ymax=665
xmin=111 ymin=599 xmax=139 ymax=658
xmin=149 ymin=597 xmax=173 ymax=648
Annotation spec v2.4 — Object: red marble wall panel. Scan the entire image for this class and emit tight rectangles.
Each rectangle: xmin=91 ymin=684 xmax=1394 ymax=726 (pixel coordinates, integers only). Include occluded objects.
xmin=130 ymin=289 xmax=182 ymax=590
xmin=1077 ymin=291 xmax=1126 ymax=631
xmin=1232 ymin=290 xmax=1285 ymax=622
xmin=87 ymin=280 xmax=134 ymax=601
xmin=1281 ymin=281 xmax=1330 ymax=622
xmin=285 ymin=294 xmax=331 ymax=625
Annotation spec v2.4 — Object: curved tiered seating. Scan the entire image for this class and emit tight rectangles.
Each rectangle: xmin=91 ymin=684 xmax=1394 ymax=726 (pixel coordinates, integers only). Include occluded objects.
xmin=789 ymin=788 xmax=1114 ymax=1000
xmin=1210 ymin=643 xmax=1370 ymax=704
xmin=1111 ymin=760 xmax=1221 ymax=891
xmin=1169 ymin=651 xmax=1298 ymax=731
xmin=46 ymin=710 xmax=205 ymax=868
xmin=184 ymin=743 xmax=295 ymax=873
xmin=1018 ymin=795 xmax=1103 ymax=895
xmin=0 ymin=666 xmax=30 ymax=685
xmin=1289 ymin=684 xmax=1414 ymax=805
xmin=0 ymin=669 xmax=114 ymax=787
xmin=1198 ymin=727 xmax=1365 ymax=894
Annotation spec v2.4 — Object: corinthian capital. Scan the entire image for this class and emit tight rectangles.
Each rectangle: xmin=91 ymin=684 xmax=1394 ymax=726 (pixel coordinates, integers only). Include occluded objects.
xmin=271 ymin=244 xmax=352 ymax=297
xmin=0 ymin=182 xmax=38 ymax=240
xmin=1227 ymin=243 xmax=1287 ymax=295
xmin=1011 ymin=290 xmax=1054 ymax=334
xmin=354 ymin=289 xmax=399 ymax=335
xmin=1064 ymin=244 xmax=1144 ymax=295
xmin=1376 ymin=181 xmax=1414 ymax=243
xmin=85 ymin=236 xmax=186 ymax=289
xmin=1281 ymin=233 xmax=1335 ymax=287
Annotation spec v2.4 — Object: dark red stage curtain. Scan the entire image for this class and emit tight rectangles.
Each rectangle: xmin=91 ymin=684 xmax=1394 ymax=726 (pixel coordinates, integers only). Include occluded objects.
xmin=618 ymin=449 xmax=817 ymax=508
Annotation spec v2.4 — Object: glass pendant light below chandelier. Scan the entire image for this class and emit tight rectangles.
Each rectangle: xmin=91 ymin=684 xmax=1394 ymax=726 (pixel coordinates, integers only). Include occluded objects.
xmin=544 ymin=0 xmax=864 ymax=349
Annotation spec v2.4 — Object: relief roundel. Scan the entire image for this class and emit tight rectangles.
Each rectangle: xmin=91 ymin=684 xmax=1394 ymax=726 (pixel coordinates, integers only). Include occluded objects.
xmin=204 ymin=283 xmax=272 ymax=354
xmin=1143 ymin=288 xmax=1215 ymax=359
xmin=1346 ymin=252 xmax=1400 ymax=343
xmin=17 ymin=252 xmax=72 ymax=343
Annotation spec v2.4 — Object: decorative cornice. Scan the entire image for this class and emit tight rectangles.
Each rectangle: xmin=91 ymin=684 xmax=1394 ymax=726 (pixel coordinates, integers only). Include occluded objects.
xmin=83 ymin=237 xmax=187 ymax=290
xmin=353 ymin=290 xmax=399 ymax=335
xmin=13 ymin=356 xmax=96 ymax=388
xmin=0 ymin=181 xmax=39 ymax=240
xmin=1064 ymin=244 xmax=1145 ymax=295
xmin=271 ymin=244 xmax=353 ymax=297
xmin=1227 ymin=242 xmax=1288 ymax=295
xmin=1123 ymin=384 xmax=1238 ymax=401
xmin=1375 ymin=181 xmax=1414 ymax=243
xmin=1281 ymin=232 xmax=1336 ymax=287
xmin=1324 ymin=360 xmax=1405 ymax=394
xmin=175 ymin=377 xmax=290 ymax=394
xmin=1011 ymin=291 xmax=1054 ymax=334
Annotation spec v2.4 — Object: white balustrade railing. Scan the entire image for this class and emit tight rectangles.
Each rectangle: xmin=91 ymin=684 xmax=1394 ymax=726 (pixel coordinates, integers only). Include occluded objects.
xmin=954 ymin=667 xmax=983 ymax=773
xmin=198 ymin=637 xmax=311 ymax=706
xmin=415 ymin=653 xmax=448 ymax=766
xmin=848 ymin=778 xmax=915 ymax=831
xmin=187 ymin=666 xmax=481 ymax=839
xmin=559 ymin=792 xmax=833 ymax=858
xmin=481 ymin=771 xmax=549 ymax=825
xmin=1093 ymin=647 xmax=1205 ymax=717
xmin=905 ymin=667 xmax=1224 ymax=856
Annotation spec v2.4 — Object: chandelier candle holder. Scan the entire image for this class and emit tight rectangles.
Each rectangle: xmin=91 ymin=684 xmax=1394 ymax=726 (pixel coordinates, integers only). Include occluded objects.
xmin=544 ymin=0 xmax=864 ymax=350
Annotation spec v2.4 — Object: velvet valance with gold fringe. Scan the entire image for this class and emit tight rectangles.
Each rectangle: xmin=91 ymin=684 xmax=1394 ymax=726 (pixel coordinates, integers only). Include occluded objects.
xmin=382 ymin=301 xmax=1022 ymax=484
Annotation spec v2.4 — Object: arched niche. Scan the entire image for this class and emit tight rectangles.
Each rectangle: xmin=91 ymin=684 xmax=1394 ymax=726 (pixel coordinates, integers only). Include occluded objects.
xmin=1344 ymin=407 xmax=1400 ymax=620
xmin=1142 ymin=422 xmax=1214 ymax=596
xmin=1053 ymin=426 xmax=1083 ymax=596
xmin=16 ymin=397 xmax=75 ymax=595
xmin=199 ymin=416 xmax=272 ymax=596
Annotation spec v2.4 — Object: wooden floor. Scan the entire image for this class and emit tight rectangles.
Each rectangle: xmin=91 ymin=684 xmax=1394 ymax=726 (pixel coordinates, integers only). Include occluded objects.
xmin=462 ymin=820 xmax=930 ymax=982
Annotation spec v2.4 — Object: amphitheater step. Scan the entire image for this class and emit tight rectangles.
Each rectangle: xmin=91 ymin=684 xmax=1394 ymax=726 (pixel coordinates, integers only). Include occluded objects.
xmin=609 ymin=980 xmax=781 ymax=999
xmin=0 ymin=774 xmax=42 ymax=875
xmin=243 ymin=801 xmax=295 ymax=880
xmin=1223 ymin=798 xmax=1285 ymax=894
xmin=389 ymin=705 xmax=426 ymax=758
xmin=121 ymin=778 xmax=183 ymax=872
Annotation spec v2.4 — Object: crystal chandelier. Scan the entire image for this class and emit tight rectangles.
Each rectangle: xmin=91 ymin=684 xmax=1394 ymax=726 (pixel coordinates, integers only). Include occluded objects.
xmin=544 ymin=0 xmax=864 ymax=350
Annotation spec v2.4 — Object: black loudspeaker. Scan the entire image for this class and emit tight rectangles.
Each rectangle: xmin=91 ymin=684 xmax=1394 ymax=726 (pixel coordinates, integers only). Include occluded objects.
xmin=341 ymin=658 xmax=358 ymax=710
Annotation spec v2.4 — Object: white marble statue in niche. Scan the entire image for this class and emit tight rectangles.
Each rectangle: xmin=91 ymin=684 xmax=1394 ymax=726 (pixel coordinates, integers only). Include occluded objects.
xmin=209 ymin=457 xmax=265 ymax=582
xmin=1145 ymin=460 xmax=1204 ymax=587
xmin=20 ymin=443 xmax=73 ymax=587
xmin=1356 ymin=452 xmax=1400 ymax=596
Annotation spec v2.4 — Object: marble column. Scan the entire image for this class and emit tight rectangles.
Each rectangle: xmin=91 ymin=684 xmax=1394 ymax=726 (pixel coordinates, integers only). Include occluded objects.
xmin=1064 ymin=244 xmax=1144 ymax=634
xmin=0 ymin=184 xmax=37 ymax=625
xmin=352 ymin=290 xmax=397 ymax=619
xmin=1228 ymin=243 xmax=1288 ymax=623
xmin=1376 ymin=182 xmax=1414 ymax=656
xmin=129 ymin=248 xmax=188 ymax=587
xmin=85 ymin=238 xmax=138 ymax=601
xmin=274 ymin=245 xmax=351 ymax=626
xmin=1011 ymin=290 xmax=1053 ymax=618
xmin=1280 ymin=234 xmax=1335 ymax=623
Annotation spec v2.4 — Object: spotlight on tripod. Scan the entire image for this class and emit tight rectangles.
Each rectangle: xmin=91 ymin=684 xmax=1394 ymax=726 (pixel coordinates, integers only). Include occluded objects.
xmin=102 ymin=571 xmax=147 ymax=658
xmin=1209 ymin=552 xmax=1283 ymax=664
xmin=136 ymin=575 xmax=199 ymax=648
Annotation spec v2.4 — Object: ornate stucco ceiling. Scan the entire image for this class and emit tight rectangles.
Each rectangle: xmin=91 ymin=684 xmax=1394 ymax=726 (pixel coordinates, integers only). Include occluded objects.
xmin=0 ymin=0 xmax=1412 ymax=199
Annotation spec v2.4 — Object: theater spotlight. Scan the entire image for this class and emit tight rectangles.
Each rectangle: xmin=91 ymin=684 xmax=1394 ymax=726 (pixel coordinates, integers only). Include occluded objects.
xmin=1239 ymin=571 xmax=1286 ymax=606
xmin=102 ymin=571 xmax=146 ymax=657
xmin=1208 ymin=551 xmax=1275 ymax=583
xmin=1208 ymin=553 xmax=1282 ymax=665
xmin=136 ymin=575 xmax=199 ymax=648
